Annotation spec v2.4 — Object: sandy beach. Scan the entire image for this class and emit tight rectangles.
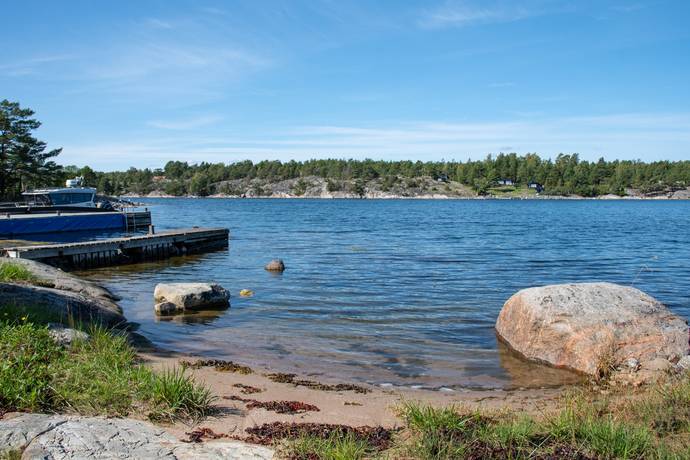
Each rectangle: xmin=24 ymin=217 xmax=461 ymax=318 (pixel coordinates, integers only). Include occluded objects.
xmin=139 ymin=349 xmax=567 ymax=443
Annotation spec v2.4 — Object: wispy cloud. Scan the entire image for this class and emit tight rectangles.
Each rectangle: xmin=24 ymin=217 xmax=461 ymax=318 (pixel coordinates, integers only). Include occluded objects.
xmin=60 ymin=112 xmax=690 ymax=170
xmin=147 ymin=115 xmax=223 ymax=130
xmin=419 ymin=0 xmax=562 ymax=29
xmin=145 ymin=18 xmax=174 ymax=29
xmin=0 ymin=54 xmax=75 ymax=77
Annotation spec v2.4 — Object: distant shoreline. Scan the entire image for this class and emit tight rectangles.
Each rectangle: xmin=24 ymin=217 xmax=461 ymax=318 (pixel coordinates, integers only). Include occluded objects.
xmin=121 ymin=193 xmax=690 ymax=200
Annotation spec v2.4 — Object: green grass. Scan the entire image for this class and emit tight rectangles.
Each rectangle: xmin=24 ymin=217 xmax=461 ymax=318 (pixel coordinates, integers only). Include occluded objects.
xmin=0 ymin=262 xmax=39 ymax=283
xmin=1 ymin=302 xmax=73 ymax=327
xmin=0 ymin=320 xmax=214 ymax=422
xmin=148 ymin=367 xmax=216 ymax=423
xmin=283 ymin=431 xmax=373 ymax=460
xmin=487 ymin=186 xmax=538 ymax=198
xmin=0 ymin=322 xmax=63 ymax=411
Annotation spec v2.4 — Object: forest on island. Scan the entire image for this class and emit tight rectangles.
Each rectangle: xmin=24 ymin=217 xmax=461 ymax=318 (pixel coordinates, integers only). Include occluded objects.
xmin=72 ymin=155 xmax=690 ymax=198
xmin=2 ymin=99 xmax=690 ymax=199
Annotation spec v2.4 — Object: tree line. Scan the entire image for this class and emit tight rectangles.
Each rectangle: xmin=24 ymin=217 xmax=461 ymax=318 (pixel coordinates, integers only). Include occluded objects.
xmin=70 ymin=155 xmax=690 ymax=197
xmin=2 ymin=100 xmax=689 ymax=199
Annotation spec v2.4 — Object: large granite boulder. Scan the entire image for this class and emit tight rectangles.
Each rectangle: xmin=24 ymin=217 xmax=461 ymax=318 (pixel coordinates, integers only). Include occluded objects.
xmin=496 ymin=283 xmax=689 ymax=376
xmin=154 ymin=283 xmax=229 ymax=315
xmin=0 ymin=282 xmax=125 ymax=328
xmin=0 ymin=413 xmax=274 ymax=459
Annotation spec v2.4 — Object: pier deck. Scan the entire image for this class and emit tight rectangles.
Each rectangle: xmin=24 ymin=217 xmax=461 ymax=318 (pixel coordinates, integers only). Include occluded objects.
xmin=1 ymin=227 xmax=228 ymax=269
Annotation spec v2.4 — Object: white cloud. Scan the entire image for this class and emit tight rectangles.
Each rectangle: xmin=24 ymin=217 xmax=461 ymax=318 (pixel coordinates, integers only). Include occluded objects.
xmin=0 ymin=54 xmax=75 ymax=77
xmin=147 ymin=115 xmax=223 ymax=130
xmin=58 ymin=112 xmax=690 ymax=170
xmin=419 ymin=0 xmax=561 ymax=29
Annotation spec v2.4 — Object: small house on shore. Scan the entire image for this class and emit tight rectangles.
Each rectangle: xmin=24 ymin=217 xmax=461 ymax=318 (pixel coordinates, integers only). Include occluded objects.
xmin=528 ymin=182 xmax=544 ymax=192
xmin=496 ymin=179 xmax=514 ymax=186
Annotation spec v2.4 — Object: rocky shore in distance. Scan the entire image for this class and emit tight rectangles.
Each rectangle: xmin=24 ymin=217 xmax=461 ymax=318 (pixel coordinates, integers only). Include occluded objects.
xmin=121 ymin=175 xmax=690 ymax=200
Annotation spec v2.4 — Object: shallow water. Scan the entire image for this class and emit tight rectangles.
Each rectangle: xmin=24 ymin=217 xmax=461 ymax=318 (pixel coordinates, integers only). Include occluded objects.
xmin=78 ymin=199 xmax=690 ymax=390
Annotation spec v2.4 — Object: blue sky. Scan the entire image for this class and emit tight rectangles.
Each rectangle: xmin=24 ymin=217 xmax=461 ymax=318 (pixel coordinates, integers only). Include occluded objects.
xmin=2 ymin=0 xmax=689 ymax=170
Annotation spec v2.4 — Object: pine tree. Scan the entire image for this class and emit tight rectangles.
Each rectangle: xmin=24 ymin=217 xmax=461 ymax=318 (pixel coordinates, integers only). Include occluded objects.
xmin=0 ymin=100 xmax=62 ymax=199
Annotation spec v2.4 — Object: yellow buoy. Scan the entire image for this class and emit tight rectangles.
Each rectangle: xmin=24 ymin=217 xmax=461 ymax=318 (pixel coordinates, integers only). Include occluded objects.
xmin=239 ymin=289 xmax=254 ymax=297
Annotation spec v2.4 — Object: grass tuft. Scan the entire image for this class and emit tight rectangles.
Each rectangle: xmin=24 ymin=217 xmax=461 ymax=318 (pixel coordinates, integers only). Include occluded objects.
xmin=148 ymin=367 xmax=216 ymax=423
xmin=0 ymin=262 xmax=38 ymax=284
xmin=283 ymin=431 xmax=372 ymax=460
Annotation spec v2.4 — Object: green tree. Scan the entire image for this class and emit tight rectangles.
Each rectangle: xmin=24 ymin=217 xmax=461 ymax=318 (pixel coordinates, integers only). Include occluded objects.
xmin=0 ymin=100 xmax=62 ymax=198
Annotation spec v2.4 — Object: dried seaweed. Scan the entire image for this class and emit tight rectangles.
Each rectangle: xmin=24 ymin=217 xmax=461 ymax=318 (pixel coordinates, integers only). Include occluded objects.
xmin=180 ymin=359 xmax=253 ymax=374
xmin=265 ymin=373 xmax=369 ymax=394
xmin=244 ymin=422 xmax=396 ymax=451
xmin=224 ymin=395 xmax=319 ymax=414
xmin=233 ymin=383 xmax=264 ymax=394
xmin=182 ymin=427 xmax=227 ymax=443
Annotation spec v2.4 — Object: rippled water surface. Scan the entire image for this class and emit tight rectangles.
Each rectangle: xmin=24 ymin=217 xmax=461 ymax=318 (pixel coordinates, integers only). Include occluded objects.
xmin=79 ymin=199 xmax=690 ymax=389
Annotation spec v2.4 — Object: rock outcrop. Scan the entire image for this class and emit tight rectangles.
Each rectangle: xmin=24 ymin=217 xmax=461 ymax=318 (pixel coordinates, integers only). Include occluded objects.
xmin=264 ymin=259 xmax=285 ymax=272
xmin=154 ymin=283 xmax=230 ymax=315
xmin=495 ymin=283 xmax=690 ymax=377
xmin=0 ymin=282 xmax=125 ymax=328
xmin=0 ymin=413 xmax=273 ymax=459
xmin=5 ymin=258 xmax=120 ymax=303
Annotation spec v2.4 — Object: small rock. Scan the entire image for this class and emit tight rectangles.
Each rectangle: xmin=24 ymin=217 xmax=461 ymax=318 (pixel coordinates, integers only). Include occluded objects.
xmin=153 ymin=283 xmax=230 ymax=316
xmin=675 ymin=355 xmax=690 ymax=371
xmin=643 ymin=357 xmax=671 ymax=372
xmin=47 ymin=323 xmax=89 ymax=347
xmin=154 ymin=301 xmax=180 ymax=315
xmin=264 ymin=259 xmax=285 ymax=272
xmin=623 ymin=357 xmax=640 ymax=372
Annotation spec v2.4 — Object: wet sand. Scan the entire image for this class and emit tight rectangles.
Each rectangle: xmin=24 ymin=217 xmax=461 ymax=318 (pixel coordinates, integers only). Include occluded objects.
xmin=139 ymin=350 xmax=568 ymax=442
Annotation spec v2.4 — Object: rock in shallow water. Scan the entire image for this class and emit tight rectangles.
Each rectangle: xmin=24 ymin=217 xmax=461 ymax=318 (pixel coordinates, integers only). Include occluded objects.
xmin=154 ymin=283 xmax=229 ymax=315
xmin=264 ymin=259 xmax=285 ymax=272
xmin=495 ymin=282 xmax=689 ymax=376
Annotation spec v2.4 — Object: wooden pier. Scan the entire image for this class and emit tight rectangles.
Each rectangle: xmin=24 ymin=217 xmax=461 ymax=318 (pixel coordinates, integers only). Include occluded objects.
xmin=1 ymin=227 xmax=229 ymax=269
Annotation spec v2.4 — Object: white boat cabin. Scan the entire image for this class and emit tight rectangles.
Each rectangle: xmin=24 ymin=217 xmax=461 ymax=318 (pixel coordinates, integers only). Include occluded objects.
xmin=22 ymin=187 xmax=97 ymax=208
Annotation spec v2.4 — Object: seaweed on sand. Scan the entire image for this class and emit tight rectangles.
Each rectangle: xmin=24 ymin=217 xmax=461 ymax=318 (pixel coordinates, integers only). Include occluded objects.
xmin=224 ymin=395 xmax=319 ymax=414
xmin=180 ymin=359 xmax=253 ymax=375
xmin=265 ymin=373 xmax=369 ymax=394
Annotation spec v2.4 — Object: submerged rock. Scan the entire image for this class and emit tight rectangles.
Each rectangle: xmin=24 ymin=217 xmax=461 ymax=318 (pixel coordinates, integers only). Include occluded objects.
xmin=154 ymin=283 xmax=229 ymax=315
xmin=0 ymin=413 xmax=274 ymax=459
xmin=495 ymin=282 xmax=689 ymax=377
xmin=264 ymin=259 xmax=285 ymax=272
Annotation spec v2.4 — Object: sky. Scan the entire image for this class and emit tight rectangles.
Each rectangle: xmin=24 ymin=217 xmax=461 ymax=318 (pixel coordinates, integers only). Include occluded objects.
xmin=2 ymin=0 xmax=689 ymax=171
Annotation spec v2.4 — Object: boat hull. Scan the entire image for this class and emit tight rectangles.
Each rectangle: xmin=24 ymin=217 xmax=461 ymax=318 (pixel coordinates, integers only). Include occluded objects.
xmin=0 ymin=212 xmax=126 ymax=237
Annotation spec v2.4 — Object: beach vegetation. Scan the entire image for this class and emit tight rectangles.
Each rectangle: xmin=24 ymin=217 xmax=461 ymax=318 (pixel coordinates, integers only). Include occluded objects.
xmin=0 ymin=320 xmax=214 ymax=422
xmin=282 ymin=431 xmax=373 ymax=460
xmin=0 ymin=262 xmax=39 ymax=284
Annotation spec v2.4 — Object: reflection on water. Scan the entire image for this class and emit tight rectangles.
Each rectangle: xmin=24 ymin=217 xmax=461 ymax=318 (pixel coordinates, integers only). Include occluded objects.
xmin=78 ymin=199 xmax=690 ymax=389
